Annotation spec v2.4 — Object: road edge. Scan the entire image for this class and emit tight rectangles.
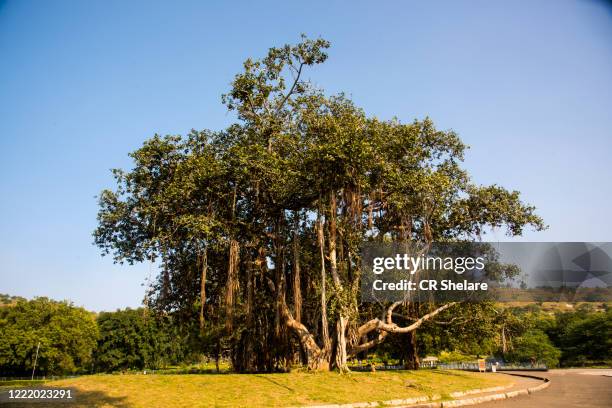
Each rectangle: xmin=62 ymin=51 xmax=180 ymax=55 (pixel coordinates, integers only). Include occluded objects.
xmin=299 ymin=373 xmax=550 ymax=408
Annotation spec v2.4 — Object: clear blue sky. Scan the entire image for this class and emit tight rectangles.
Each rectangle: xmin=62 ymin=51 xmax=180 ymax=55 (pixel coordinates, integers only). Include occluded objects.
xmin=1 ymin=0 xmax=611 ymax=311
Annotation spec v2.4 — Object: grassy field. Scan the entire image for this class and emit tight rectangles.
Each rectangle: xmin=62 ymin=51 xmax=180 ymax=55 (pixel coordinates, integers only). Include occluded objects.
xmin=2 ymin=370 xmax=513 ymax=408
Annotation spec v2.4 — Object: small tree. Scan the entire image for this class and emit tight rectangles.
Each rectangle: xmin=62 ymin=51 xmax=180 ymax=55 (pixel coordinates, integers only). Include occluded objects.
xmin=506 ymin=329 xmax=561 ymax=367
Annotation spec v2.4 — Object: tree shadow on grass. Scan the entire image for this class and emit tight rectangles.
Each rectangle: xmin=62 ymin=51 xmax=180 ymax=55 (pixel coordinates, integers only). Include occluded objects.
xmin=253 ymin=374 xmax=295 ymax=392
xmin=1 ymin=388 xmax=131 ymax=408
xmin=430 ymin=369 xmax=475 ymax=377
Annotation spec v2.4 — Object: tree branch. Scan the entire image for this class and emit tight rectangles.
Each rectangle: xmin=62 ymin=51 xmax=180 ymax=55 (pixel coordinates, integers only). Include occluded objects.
xmin=378 ymin=302 xmax=458 ymax=334
xmin=275 ymin=61 xmax=304 ymax=114
xmin=352 ymin=302 xmax=459 ymax=355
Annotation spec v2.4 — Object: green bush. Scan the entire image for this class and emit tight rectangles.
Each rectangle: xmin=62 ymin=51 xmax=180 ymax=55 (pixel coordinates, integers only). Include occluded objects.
xmin=94 ymin=308 xmax=185 ymax=372
xmin=437 ymin=350 xmax=475 ymax=363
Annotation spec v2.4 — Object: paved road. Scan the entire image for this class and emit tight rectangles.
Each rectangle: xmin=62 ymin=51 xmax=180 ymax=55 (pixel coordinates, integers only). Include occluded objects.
xmin=479 ymin=369 xmax=612 ymax=408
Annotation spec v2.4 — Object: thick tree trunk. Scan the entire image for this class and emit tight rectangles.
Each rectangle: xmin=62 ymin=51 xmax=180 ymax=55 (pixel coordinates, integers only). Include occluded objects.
xmin=282 ymin=301 xmax=330 ymax=371
xmin=199 ymin=249 xmax=207 ymax=331
xmin=317 ymin=215 xmax=332 ymax=354
xmin=215 ymin=339 xmax=221 ymax=373
xmin=224 ymin=239 xmax=240 ymax=331
xmin=328 ymin=192 xmax=338 ymax=283
xmin=327 ymin=193 xmax=350 ymax=372
xmin=335 ymin=315 xmax=349 ymax=372
xmin=308 ymin=354 xmax=330 ymax=371
xmin=404 ymin=303 xmax=420 ymax=369
xmin=245 ymin=250 xmax=255 ymax=372
xmin=292 ymin=212 xmax=302 ymax=322
xmin=404 ymin=331 xmax=419 ymax=369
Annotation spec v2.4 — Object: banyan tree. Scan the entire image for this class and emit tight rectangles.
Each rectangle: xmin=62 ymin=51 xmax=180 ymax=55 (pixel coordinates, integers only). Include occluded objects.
xmin=94 ymin=36 xmax=544 ymax=372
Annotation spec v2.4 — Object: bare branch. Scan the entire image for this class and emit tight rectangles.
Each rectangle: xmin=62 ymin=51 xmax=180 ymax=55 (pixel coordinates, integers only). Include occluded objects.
xmin=275 ymin=61 xmax=305 ymax=114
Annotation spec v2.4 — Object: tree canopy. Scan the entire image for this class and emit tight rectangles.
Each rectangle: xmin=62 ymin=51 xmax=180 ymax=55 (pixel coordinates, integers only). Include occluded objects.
xmin=0 ymin=297 xmax=98 ymax=376
xmin=94 ymin=36 xmax=544 ymax=372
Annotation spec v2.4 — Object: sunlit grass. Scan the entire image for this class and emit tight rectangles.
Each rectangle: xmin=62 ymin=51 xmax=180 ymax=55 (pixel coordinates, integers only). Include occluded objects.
xmin=26 ymin=370 xmax=514 ymax=407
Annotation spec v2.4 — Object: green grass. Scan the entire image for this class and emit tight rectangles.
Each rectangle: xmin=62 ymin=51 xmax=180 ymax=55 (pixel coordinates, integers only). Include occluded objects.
xmin=0 ymin=379 xmax=46 ymax=388
xmin=5 ymin=370 xmax=513 ymax=408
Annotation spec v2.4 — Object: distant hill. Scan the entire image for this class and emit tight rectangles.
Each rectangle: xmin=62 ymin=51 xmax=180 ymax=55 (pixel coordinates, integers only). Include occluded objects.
xmin=501 ymin=301 xmax=610 ymax=313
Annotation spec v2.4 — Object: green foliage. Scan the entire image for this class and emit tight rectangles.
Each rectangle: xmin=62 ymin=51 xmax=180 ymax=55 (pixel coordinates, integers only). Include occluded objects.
xmin=402 ymin=302 xmax=508 ymax=361
xmin=505 ymin=329 xmax=561 ymax=367
xmin=0 ymin=297 xmax=98 ymax=375
xmin=94 ymin=308 xmax=186 ymax=372
xmin=552 ymin=308 xmax=612 ymax=366
xmin=496 ymin=304 xmax=610 ymax=368
xmin=409 ymin=303 xmax=610 ymax=369
xmin=437 ymin=350 xmax=475 ymax=363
